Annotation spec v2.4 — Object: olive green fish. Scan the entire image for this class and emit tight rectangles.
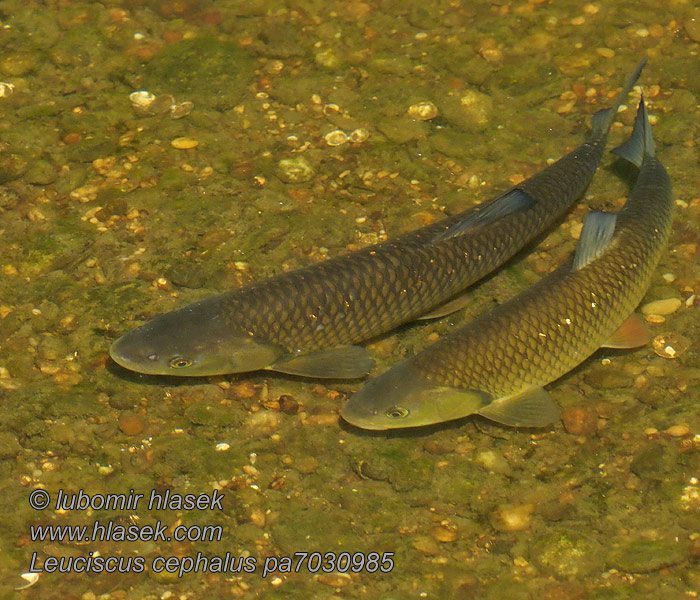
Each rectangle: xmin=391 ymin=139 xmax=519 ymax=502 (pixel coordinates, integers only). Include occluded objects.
xmin=341 ymin=95 xmax=672 ymax=429
xmin=110 ymin=61 xmax=645 ymax=379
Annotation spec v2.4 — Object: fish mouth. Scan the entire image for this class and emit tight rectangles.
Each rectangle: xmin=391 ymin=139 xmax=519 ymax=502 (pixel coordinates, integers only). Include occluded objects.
xmin=108 ymin=337 xmax=161 ymax=375
xmin=340 ymin=413 xmax=389 ymax=431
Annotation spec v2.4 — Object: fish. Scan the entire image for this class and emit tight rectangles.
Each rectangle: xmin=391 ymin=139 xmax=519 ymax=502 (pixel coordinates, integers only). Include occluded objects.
xmin=340 ymin=94 xmax=673 ymax=429
xmin=109 ymin=60 xmax=645 ymax=379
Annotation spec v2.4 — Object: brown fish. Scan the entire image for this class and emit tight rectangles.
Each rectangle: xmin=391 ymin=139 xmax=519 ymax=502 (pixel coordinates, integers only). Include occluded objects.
xmin=110 ymin=61 xmax=645 ymax=379
xmin=341 ymin=94 xmax=673 ymax=429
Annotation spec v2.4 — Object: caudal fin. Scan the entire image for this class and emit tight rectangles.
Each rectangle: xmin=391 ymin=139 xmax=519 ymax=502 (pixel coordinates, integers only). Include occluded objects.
xmin=612 ymin=93 xmax=653 ymax=168
xmin=590 ymin=57 xmax=647 ymax=139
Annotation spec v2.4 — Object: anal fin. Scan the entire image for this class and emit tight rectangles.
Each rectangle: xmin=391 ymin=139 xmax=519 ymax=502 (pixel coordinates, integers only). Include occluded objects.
xmin=601 ymin=313 xmax=649 ymax=348
xmin=477 ymin=386 xmax=559 ymax=427
xmin=269 ymin=345 xmax=374 ymax=379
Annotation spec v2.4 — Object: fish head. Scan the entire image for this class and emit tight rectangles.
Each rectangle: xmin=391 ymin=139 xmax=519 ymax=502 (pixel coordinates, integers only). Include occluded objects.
xmin=109 ymin=302 xmax=284 ymax=376
xmin=340 ymin=360 xmax=486 ymax=430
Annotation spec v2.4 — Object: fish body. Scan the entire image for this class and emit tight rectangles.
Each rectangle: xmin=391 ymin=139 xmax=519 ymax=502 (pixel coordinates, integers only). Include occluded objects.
xmin=110 ymin=61 xmax=645 ymax=379
xmin=341 ymin=95 xmax=673 ymax=429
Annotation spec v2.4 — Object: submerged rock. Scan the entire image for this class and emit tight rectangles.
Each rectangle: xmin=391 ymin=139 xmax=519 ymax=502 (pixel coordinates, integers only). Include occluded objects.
xmin=606 ymin=539 xmax=687 ymax=573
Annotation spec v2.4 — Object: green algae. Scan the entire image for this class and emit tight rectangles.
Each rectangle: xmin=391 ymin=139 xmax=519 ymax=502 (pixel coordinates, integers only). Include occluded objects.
xmin=144 ymin=38 xmax=254 ymax=109
xmin=606 ymin=539 xmax=687 ymax=573
xmin=533 ymin=529 xmax=605 ymax=578
xmin=0 ymin=0 xmax=697 ymax=598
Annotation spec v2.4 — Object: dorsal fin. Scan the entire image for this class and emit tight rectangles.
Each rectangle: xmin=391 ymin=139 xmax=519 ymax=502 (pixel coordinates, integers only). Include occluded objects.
xmin=572 ymin=211 xmax=617 ymax=271
xmin=431 ymin=189 xmax=534 ymax=243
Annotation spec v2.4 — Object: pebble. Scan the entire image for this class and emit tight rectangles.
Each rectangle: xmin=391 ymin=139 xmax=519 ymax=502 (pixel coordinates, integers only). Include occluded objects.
xmin=431 ymin=524 xmax=458 ymax=543
xmin=665 ymin=424 xmax=690 ymax=437
xmin=645 ymin=314 xmax=666 ymax=324
xmin=171 ymin=137 xmax=199 ymax=150
xmin=318 ymin=572 xmax=351 ymax=587
xmin=249 ymin=507 xmax=266 ymax=527
xmin=562 ymin=406 xmax=598 ymax=436
xmin=244 ymin=411 xmax=281 ymax=436
xmin=324 ymin=130 xmax=348 ymax=146
xmin=277 ymin=156 xmax=314 ymax=183
xmin=232 ymin=381 xmax=257 ymax=399
xmin=118 ymin=413 xmax=145 ymax=436
xmin=652 ymin=333 xmax=691 ymax=359
xmin=490 ymin=503 xmax=534 ymax=532
xmin=349 ymin=128 xmax=369 ymax=143
xmin=606 ymin=539 xmax=686 ymax=573
xmin=459 ymin=90 xmax=492 ymax=126
xmin=408 ymin=101 xmax=438 ymax=121
xmin=412 ymin=535 xmax=440 ymax=555
xmin=641 ymin=298 xmax=681 ymax=316
xmin=278 ymin=394 xmax=300 ymax=415
xmin=685 ymin=8 xmax=700 ymax=42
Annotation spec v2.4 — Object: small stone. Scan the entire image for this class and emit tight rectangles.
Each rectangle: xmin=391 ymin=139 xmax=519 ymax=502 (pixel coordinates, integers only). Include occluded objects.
xmin=295 ymin=456 xmax=319 ymax=475
xmin=645 ymin=314 xmax=666 ymax=324
xmin=491 ymin=503 xmax=534 ymax=532
xmin=641 ymin=298 xmax=681 ymax=316
xmin=685 ymin=8 xmax=700 ymax=42
xmin=562 ymin=406 xmax=598 ymax=436
xmin=665 ymin=424 xmax=690 ymax=437
xmin=129 ymin=90 xmax=157 ymax=115
xmin=412 ymin=535 xmax=440 ymax=555
xmin=277 ymin=156 xmax=314 ymax=183
xmin=584 ymin=367 xmax=632 ymax=389
xmin=652 ymin=333 xmax=691 ymax=359
xmin=318 ymin=572 xmax=351 ymax=587
xmin=119 ymin=413 xmax=145 ymax=436
xmin=171 ymin=137 xmax=199 ymax=149
xmin=53 ymin=371 xmax=82 ymax=386
xmin=535 ymin=530 xmax=604 ymax=578
xmin=232 ymin=382 xmax=257 ymax=399
xmin=244 ymin=411 xmax=281 ymax=436
xmin=431 ymin=524 xmax=457 ymax=542
xmin=349 ymin=128 xmax=369 ymax=143
xmin=278 ymin=395 xmax=299 ymax=415
xmin=324 ymin=129 xmax=348 ymax=146
xmin=606 ymin=539 xmax=686 ymax=573
xmin=170 ymin=101 xmax=194 ymax=119
xmin=249 ymin=507 xmax=266 ymax=527
xmin=459 ymin=89 xmax=492 ymax=126
xmin=408 ymin=101 xmax=438 ymax=121
xmin=475 ymin=450 xmax=511 ymax=475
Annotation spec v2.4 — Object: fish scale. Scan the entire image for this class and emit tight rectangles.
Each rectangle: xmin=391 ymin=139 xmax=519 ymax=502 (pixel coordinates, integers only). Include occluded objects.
xmin=414 ymin=153 xmax=672 ymax=398
xmin=340 ymin=95 xmax=673 ymax=429
xmin=110 ymin=61 xmax=645 ymax=378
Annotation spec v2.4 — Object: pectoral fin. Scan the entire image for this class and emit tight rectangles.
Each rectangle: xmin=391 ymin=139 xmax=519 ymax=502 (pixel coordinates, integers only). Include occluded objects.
xmin=601 ymin=313 xmax=649 ymax=348
xmin=417 ymin=291 xmax=472 ymax=320
xmin=477 ymin=386 xmax=559 ymax=427
xmin=269 ymin=345 xmax=374 ymax=379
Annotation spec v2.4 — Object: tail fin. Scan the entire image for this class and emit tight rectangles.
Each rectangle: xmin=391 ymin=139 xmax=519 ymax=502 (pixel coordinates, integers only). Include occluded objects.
xmin=590 ymin=57 xmax=647 ymax=139
xmin=612 ymin=93 xmax=652 ymax=168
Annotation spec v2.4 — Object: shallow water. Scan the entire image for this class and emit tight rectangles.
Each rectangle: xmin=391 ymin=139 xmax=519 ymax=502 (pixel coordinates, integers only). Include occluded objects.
xmin=1 ymin=0 xmax=699 ymax=598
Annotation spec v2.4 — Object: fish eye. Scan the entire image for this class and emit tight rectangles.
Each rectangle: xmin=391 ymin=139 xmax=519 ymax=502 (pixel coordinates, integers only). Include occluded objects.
xmin=385 ymin=406 xmax=409 ymax=419
xmin=169 ymin=356 xmax=193 ymax=369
